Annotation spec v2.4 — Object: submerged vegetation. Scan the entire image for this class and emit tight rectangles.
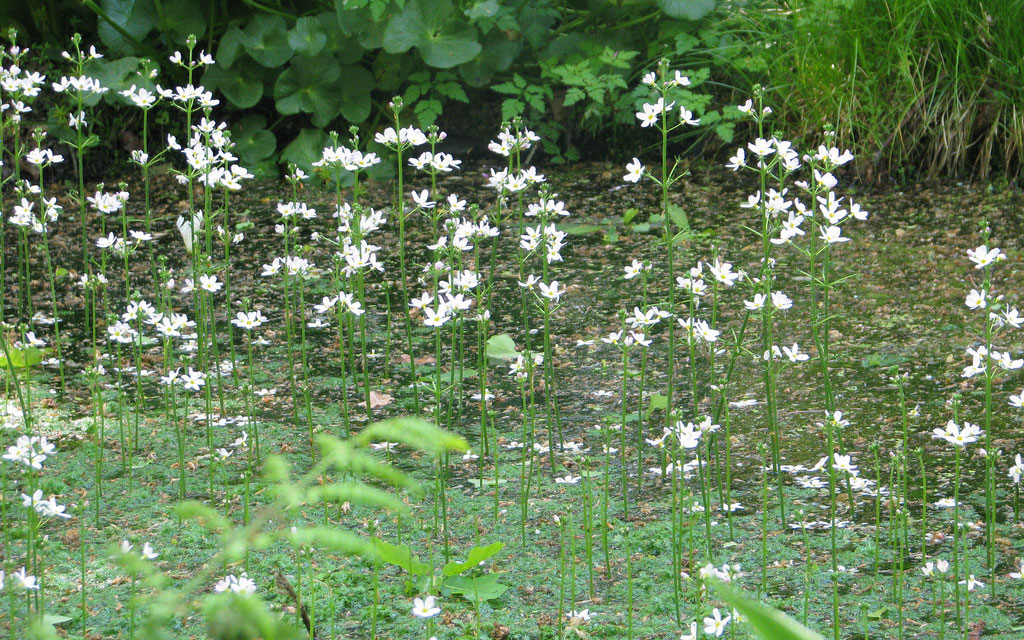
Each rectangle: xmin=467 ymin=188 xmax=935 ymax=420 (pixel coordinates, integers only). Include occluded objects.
xmin=1 ymin=25 xmax=1024 ymax=640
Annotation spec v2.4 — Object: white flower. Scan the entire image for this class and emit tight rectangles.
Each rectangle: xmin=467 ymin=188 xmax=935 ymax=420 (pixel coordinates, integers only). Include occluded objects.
xmin=744 ymin=293 xmax=766 ymax=311
xmin=623 ymin=157 xmax=644 ymax=183
xmin=538 ymin=280 xmax=566 ymax=302
xmin=782 ymin=343 xmax=809 ymax=362
xmin=412 ymin=595 xmax=441 ymax=618
xmin=703 ymin=608 xmax=731 ymax=637
xmin=215 ymin=572 xmax=256 ymax=594
xmin=967 ymin=245 xmax=1006 ymax=269
xmin=199 ymin=274 xmax=222 ymax=293
xmin=959 ymin=575 xmax=984 ymax=591
xmin=410 ymin=189 xmax=435 ymax=209
xmin=965 ymin=289 xmax=987 ymax=310
xmin=726 ymin=148 xmax=746 ymax=171
xmin=13 ymin=567 xmax=38 ymax=590
xmin=747 ymin=137 xmax=775 ymax=157
xmin=770 ymin=291 xmax=792 ymax=310
xmin=819 ymin=225 xmax=850 ymax=244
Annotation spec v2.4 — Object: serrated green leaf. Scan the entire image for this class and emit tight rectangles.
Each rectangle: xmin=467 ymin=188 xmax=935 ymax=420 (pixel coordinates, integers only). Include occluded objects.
xmin=443 ymin=541 xmax=505 ymax=576
xmin=501 ymin=98 xmax=524 ymax=120
xmin=563 ymin=87 xmax=585 ymax=106
xmin=243 ymin=14 xmax=294 ymax=68
xmin=714 ymin=121 xmax=735 ymax=143
xmin=491 ymin=82 xmax=520 ymax=95
xmin=288 ymin=16 xmax=328 ymax=57
xmin=666 ymin=203 xmax=690 ymax=232
xmin=437 ymin=81 xmax=468 ymax=102
xmin=485 ymin=334 xmax=518 ymax=360
xmin=657 ymin=0 xmax=716 ymax=20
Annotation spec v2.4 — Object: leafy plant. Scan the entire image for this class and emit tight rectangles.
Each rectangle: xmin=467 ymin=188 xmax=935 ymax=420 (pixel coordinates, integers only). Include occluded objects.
xmin=710 ymin=579 xmax=826 ymax=640
xmin=9 ymin=0 xmax=771 ymax=170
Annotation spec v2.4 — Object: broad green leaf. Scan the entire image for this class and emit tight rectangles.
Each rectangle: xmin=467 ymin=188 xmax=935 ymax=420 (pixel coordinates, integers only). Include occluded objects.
xmin=709 ymin=580 xmax=826 ymax=640
xmin=372 ymin=538 xmax=430 ymax=575
xmin=443 ymin=541 xmax=505 ymax=576
xmin=174 ymin=500 xmax=229 ymax=530
xmin=288 ymin=16 xmax=328 ymax=57
xmin=97 ymin=0 xmax=159 ymax=55
xmin=559 ymin=223 xmax=603 ymax=235
xmin=41 ymin=613 xmax=74 ymax=626
xmin=291 ymin=526 xmax=374 ymax=557
xmin=274 ymin=56 xmax=342 ymax=125
xmin=657 ymin=0 xmax=716 ymax=21
xmin=443 ymin=573 xmax=508 ymax=601
xmin=337 ymin=5 xmax=388 ymax=49
xmin=308 ymin=481 xmax=409 ymax=514
xmin=205 ymin=590 xmax=303 ymax=640
xmin=318 ymin=11 xmax=365 ymax=65
xmin=82 ymin=57 xmax=141 ymax=106
xmin=162 ymin=0 xmax=206 ymax=42
xmin=337 ymin=64 xmax=375 ymax=122
xmin=647 ymin=392 xmax=668 ymax=413
xmin=203 ymin=62 xmax=263 ymax=108
xmin=383 ymin=0 xmax=452 ymax=53
xmin=459 ymin=33 xmax=520 ymax=87
xmin=420 ymin=19 xmax=481 ymax=68
xmin=465 ymin=0 xmax=500 ymax=20
xmin=0 ymin=346 xmax=43 ymax=369
xmin=384 ymin=0 xmax=481 ymax=68
xmin=231 ymin=115 xmax=277 ymax=166
xmin=355 ymin=417 xmax=468 ymax=456
xmin=217 ymin=26 xmax=247 ymax=68
xmin=243 ymin=14 xmax=294 ymax=68
xmin=281 ymin=128 xmax=330 ymax=173
xmin=485 ymin=334 xmax=518 ymax=360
